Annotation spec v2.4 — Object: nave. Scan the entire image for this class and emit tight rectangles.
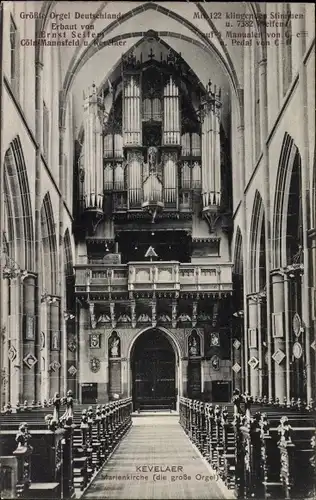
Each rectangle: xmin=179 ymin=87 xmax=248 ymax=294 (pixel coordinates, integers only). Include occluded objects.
xmin=1 ymin=393 xmax=315 ymax=500
xmin=82 ymin=415 xmax=232 ymax=500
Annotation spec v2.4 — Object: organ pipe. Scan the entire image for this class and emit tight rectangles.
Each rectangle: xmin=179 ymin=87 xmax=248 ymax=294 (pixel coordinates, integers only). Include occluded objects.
xmin=162 ymin=152 xmax=177 ymax=204
xmin=200 ymin=81 xmax=222 ymax=209
xmin=128 ymin=151 xmax=142 ymax=207
xmin=83 ymin=84 xmax=104 ymax=211
xmin=201 ymin=109 xmax=207 ymax=207
xmin=215 ymin=109 xmax=221 ymax=205
xmin=123 ymin=75 xmax=141 ymax=146
xmin=163 ymin=75 xmax=180 ymax=145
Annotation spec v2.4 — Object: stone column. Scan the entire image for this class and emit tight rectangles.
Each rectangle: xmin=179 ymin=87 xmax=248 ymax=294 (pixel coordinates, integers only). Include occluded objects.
xmin=121 ymin=358 xmax=128 ymax=398
xmin=0 ymin=3 xmax=3 ymax=413
xmin=257 ymin=300 xmax=263 ymax=397
xmin=22 ymin=276 xmax=36 ymax=401
xmin=2 ymin=278 xmax=9 ymax=404
xmin=295 ymin=5 xmax=312 ymax=401
xmin=41 ymin=302 xmax=49 ymax=400
xmin=34 ymin=59 xmax=43 ymax=401
xmin=59 ymin=289 xmax=66 ymax=396
xmin=309 ymin=229 xmax=316 ymax=399
xmin=65 ymin=316 xmax=77 ymax=398
xmin=127 ymin=357 xmax=132 ymax=399
xmin=248 ymin=297 xmax=259 ymax=397
xmin=271 ymin=272 xmax=286 ymax=400
xmin=104 ymin=331 xmax=110 ymax=402
xmin=201 ymin=359 xmax=206 ymax=396
xmin=258 ymin=54 xmax=273 ymax=399
xmin=49 ymin=299 xmax=61 ymax=397
xmin=11 ymin=278 xmax=22 ymax=403
xmin=237 ymin=117 xmax=249 ymax=394
xmin=284 ymin=275 xmax=291 ymax=402
xmin=35 ymin=286 xmax=44 ymax=401
xmin=243 ymin=42 xmax=253 ymax=178
xmin=181 ymin=359 xmax=188 ymax=397
xmin=232 ymin=326 xmax=242 ymax=392
xmin=59 ymin=124 xmax=66 ymax=395
xmin=78 ymin=307 xmax=88 ymax=403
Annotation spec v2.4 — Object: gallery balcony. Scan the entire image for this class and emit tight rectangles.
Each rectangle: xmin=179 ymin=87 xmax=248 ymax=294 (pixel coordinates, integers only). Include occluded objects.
xmin=74 ymin=261 xmax=233 ymax=300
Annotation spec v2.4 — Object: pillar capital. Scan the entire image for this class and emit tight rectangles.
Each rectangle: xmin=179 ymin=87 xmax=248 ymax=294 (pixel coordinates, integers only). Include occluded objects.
xmin=247 ymin=293 xmax=259 ymax=306
xmin=270 ymin=268 xmax=286 ymax=279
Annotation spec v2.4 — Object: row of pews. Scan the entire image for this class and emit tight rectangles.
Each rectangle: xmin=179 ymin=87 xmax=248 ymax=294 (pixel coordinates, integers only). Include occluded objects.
xmin=0 ymin=392 xmax=133 ymax=499
xmin=179 ymin=393 xmax=316 ymax=499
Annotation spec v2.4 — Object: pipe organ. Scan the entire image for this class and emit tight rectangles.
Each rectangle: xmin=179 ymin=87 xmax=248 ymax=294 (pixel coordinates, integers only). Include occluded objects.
xmin=79 ymin=49 xmax=225 ymax=232
xmin=82 ymin=84 xmax=104 ymax=212
xmin=200 ymin=80 xmax=222 ymax=212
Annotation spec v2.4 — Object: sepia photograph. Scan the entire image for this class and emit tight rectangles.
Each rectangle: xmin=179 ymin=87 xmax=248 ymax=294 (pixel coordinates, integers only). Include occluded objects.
xmin=0 ymin=1 xmax=315 ymax=499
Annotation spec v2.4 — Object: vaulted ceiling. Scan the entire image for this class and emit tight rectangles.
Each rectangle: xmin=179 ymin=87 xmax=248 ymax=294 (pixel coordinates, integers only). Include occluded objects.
xmin=37 ymin=1 xmax=261 ymax=133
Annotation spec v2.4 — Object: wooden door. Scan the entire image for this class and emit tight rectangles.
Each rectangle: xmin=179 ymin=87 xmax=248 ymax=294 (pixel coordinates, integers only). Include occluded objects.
xmin=132 ymin=330 xmax=176 ymax=410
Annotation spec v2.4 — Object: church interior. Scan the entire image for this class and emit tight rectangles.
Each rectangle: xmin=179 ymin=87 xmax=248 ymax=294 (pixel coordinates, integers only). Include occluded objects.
xmin=0 ymin=2 xmax=315 ymax=499
xmin=0 ymin=0 xmax=315 ymax=415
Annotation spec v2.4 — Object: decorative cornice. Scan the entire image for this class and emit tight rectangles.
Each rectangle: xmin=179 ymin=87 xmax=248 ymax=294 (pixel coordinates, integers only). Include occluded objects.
xmin=192 ymin=237 xmax=220 ymax=243
xmin=75 ymin=291 xmax=233 ymax=302
xmin=115 ymin=226 xmax=192 ymax=233
xmin=86 ymin=237 xmax=115 ymax=244
xmin=113 ymin=211 xmax=193 ymax=221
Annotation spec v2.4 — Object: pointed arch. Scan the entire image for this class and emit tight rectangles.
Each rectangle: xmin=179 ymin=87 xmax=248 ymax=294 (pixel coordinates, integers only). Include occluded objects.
xmin=272 ymin=133 xmax=299 ymax=269
xmin=63 ymin=228 xmax=73 ymax=279
xmin=249 ymin=190 xmax=265 ymax=293
xmin=3 ymin=174 xmax=15 ymax=259
xmin=3 ymin=137 xmax=34 ymax=269
xmin=128 ymin=325 xmax=183 ymax=359
xmin=231 ymin=226 xmax=245 ymax=338
xmin=75 ymin=34 xmax=209 ymax=143
xmin=40 ymin=192 xmax=57 ymax=294
xmin=60 ymin=3 xmax=239 ymax=98
xmin=63 ymin=228 xmax=74 ymax=310
xmin=233 ymin=226 xmax=243 ymax=277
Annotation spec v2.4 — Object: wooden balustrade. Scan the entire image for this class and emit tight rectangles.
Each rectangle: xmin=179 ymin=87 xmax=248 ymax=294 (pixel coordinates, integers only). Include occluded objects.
xmin=0 ymin=395 xmax=133 ymax=499
xmin=179 ymin=394 xmax=316 ymax=500
xmin=74 ymin=262 xmax=233 ymax=296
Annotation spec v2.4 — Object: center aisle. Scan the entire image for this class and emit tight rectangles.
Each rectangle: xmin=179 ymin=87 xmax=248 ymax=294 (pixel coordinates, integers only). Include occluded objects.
xmin=82 ymin=414 xmax=235 ymax=499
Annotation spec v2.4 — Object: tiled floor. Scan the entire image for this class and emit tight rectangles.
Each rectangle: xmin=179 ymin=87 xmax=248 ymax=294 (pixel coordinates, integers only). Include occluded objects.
xmin=83 ymin=415 xmax=235 ymax=499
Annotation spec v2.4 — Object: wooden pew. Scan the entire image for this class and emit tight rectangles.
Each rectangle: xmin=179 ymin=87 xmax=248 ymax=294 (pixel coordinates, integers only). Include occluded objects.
xmin=0 ymin=394 xmax=133 ymax=498
xmin=179 ymin=395 xmax=316 ymax=500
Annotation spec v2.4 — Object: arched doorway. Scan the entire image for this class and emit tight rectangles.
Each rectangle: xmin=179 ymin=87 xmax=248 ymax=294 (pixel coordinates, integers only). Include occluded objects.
xmin=131 ymin=329 xmax=177 ymax=411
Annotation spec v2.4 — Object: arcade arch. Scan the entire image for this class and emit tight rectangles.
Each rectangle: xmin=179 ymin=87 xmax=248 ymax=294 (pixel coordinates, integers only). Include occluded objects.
xmin=127 ymin=327 xmax=182 ymax=411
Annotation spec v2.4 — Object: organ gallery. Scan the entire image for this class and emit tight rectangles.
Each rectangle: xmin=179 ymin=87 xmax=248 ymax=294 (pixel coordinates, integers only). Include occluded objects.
xmin=75 ymin=40 xmax=234 ymax=408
